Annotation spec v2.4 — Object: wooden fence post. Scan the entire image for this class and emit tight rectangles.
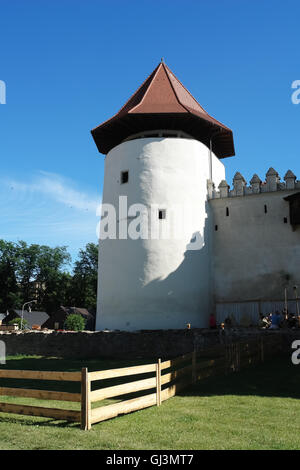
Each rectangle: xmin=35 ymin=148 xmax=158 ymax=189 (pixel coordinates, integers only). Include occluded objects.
xmin=81 ymin=368 xmax=91 ymax=430
xmin=156 ymin=359 xmax=161 ymax=406
xmin=192 ymin=350 xmax=196 ymax=383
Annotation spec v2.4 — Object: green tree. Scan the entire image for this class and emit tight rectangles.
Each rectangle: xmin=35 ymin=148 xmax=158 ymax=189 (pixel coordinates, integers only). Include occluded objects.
xmin=34 ymin=245 xmax=71 ymax=312
xmin=9 ymin=317 xmax=28 ymax=330
xmin=64 ymin=313 xmax=86 ymax=331
xmin=0 ymin=239 xmax=97 ymax=314
xmin=0 ymin=239 xmax=72 ymax=313
xmin=70 ymin=243 xmax=98 ymax=311
xmin=0 ymin=240 xmax=21 ymax=311
xmin=16 ymin=241 xmax=40 ymax=304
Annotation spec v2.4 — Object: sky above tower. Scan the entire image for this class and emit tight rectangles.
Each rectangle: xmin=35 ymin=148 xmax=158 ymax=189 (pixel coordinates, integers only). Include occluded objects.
xmin=0 ymin=0 xmax=299 ymax=263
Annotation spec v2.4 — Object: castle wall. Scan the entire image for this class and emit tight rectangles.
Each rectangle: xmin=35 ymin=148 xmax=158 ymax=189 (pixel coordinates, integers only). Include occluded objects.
xmin=2 ymin=328 xmax=291 ymax=359
xmin=97 ymin=137 xmax=225 ymax=331
xmin=210 ymin=173 xmax=300 ymax=306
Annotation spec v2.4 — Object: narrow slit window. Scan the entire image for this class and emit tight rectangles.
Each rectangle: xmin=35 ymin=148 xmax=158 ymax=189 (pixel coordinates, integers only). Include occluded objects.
xmin=264 ymin=204 xmax=267 ymax=213
xmin=121 ymin=171 xmax=129 ymax=184
xmin=226 ymin=207 xmax=229 ymax=216
xmin=284 ymin=217 xmax=288 ymax=224
xmin=158 ymin=209 xmax=166 ymax=220
xmin=215 ymin=225 xmax=218 ymax=231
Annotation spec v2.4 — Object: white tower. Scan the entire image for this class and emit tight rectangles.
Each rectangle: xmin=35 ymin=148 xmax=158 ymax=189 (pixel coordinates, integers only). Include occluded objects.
xmin=91 ymin=61 xmax=235 ymax=331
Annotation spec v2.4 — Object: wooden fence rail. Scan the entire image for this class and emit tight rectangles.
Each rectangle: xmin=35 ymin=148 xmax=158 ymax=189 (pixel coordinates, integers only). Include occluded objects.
xmin=0 ymin=334 xmax=285 ymax=430
xmin=0 ymin=369 xmax=82 ymax=425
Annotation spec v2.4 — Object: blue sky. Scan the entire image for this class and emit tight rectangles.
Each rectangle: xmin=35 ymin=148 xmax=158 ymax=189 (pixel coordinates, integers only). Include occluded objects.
xmin=0 ymin=0 xmax=299 ymax=264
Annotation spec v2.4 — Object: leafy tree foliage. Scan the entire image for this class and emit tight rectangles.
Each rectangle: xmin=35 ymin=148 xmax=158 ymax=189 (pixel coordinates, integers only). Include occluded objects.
xmin=64 ymin=313 xmax=86 ymax=331
xmin=0 ymin=240 xmax=21 ymax=311
xmin=9 ymin=317 xmax=28 ymax=329
xmin=0 ymin=240 xmax=98 ymax=314
xmin=69 ymin=243 xmax=98 ymax=312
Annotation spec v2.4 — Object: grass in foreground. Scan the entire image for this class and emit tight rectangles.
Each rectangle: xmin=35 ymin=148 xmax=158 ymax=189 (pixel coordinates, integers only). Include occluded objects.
xmin=0 ymin=354 xmax=299 ymax=450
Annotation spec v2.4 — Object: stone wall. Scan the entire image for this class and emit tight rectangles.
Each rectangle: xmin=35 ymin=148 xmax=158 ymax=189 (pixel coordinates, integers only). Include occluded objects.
xmin=0 ymin=328 xmax=295 ymax=360
xmin=208 ymin=167 xmax=300 ymax=199
xmin=209 ymin=168 xmax=300 ymax=305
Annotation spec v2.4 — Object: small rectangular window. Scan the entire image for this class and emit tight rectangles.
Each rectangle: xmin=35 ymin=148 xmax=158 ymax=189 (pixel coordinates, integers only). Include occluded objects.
xmin=226 ymin=207 xmax=229 ymax=216
xmin=215 ymin=225 xmax=218 ymax=231
xmin=158 ymin=209 xmax=166 ymax=220
xmin=284 ymin=217 xmax=288 ymax=224
xmin=264 ymin=204 xmax=267 ymax=213
xmin=121 ymin=171 xmax=129 ymax=184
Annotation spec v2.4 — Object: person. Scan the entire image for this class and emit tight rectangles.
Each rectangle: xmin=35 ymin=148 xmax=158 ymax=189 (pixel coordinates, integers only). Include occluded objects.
xmin=287 ymin=312 xmax=297 ymax=329
xmin=263 ymin=314 xmax=271 ymax=328
xmin=259 ymin=313 xmax=269 ymax=328
xmin=209 ymin=313 xmax=217 ymax=329
xmin=277 ymin=310 xmax=283 ymax=327
xmin=270 ymin=311 xmax=282 ymax=329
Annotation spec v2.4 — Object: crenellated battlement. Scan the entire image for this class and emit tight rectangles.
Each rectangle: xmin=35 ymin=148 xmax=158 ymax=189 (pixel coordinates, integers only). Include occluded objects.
xmin=208 ymin=168 xmax=300 ymax=199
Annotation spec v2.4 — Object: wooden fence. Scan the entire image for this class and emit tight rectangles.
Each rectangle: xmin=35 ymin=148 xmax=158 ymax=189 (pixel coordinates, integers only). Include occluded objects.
xmin=0 ymin=369 xmax=82 ymax=423
xmin=0 ymin=334 xmax=285 ymax=430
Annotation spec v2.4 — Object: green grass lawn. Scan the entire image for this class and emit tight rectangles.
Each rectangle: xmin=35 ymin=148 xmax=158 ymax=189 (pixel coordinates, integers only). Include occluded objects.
xmin=0 ymin=354 xmax=299 ymax=450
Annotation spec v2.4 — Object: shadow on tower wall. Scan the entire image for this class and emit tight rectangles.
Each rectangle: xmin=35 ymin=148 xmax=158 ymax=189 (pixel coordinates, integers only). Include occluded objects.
xmin=98 ymin=202 xmax=214 ymax=330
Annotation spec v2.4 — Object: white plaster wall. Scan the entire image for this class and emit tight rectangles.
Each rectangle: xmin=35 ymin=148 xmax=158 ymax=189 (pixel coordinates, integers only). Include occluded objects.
xmin=96 ymin=137 xmax=224 ymax=331
xmin=211 ymin=190 xmax=300 ymax=303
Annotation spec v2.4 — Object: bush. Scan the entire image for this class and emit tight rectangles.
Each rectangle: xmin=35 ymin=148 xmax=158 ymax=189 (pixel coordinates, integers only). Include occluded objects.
xmin=9 ymin=317 xmax=28 ymax=330
xmin=64 ymin=314 xmax=86 ymax=331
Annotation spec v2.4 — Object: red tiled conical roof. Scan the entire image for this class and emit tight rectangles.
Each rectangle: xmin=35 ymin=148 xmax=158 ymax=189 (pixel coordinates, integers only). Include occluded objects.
xmin=91 ymin=62 xmax=235 ymax=158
